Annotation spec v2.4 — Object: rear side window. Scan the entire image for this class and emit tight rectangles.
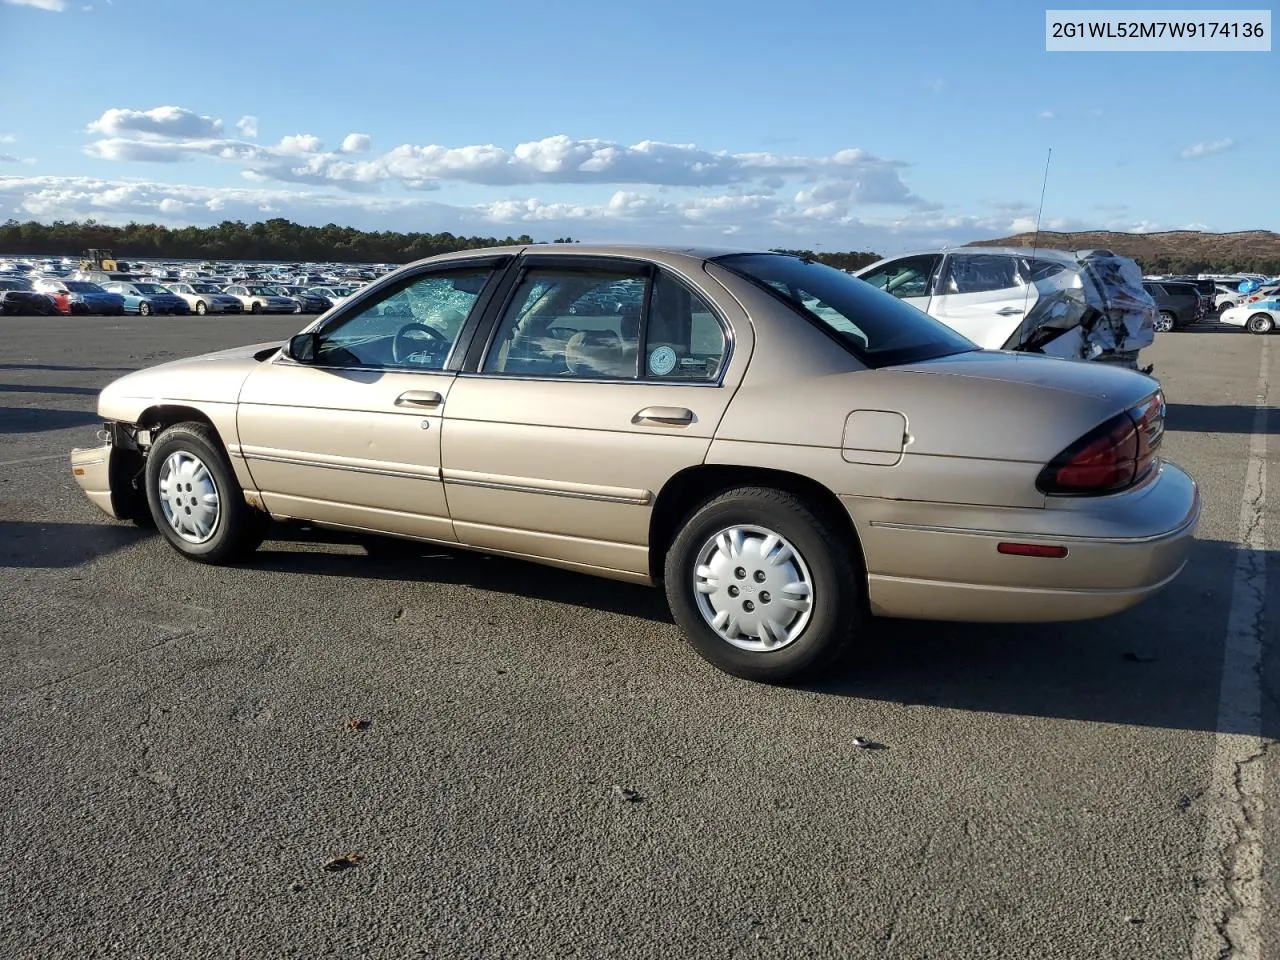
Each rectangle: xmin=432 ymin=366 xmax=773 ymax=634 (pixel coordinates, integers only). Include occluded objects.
xmin=940 ymin=255 xmax=1023 ymax=295
xmin=719 ymin=253 xmax=975 ymax=368
xmin=644 ymin=271 xmax=726 ymax=381
xmin=481 ymin=266 xmax=727 ymax=381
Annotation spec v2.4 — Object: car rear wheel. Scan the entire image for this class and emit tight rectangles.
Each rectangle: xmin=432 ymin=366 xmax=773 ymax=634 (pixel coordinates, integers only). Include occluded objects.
xmin=195 ymin=301 xmax=207 ymax=315
xmin=663 ymin=486 xmax=862 ymax=682
xmin=1247 ymin=313 xmax=1274 ymax=334
xmin=1155 ymin=311 xmax=1176 ymax=333
xmin=145 ymin=422 xmax=269 ymax=563
xmin=138 ymin=301 xmax=151 ymax=316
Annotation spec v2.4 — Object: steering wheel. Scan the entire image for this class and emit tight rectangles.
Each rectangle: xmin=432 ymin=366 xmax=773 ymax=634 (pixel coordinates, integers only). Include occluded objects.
xmin=391 ymin=322 xmax=445 ymax=363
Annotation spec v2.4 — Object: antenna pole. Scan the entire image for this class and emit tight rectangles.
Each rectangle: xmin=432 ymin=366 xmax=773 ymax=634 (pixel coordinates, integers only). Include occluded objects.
xmin=1021 ymin=148 xmax=1053 ymax=323
xmin=1030 ymin=147 xmax=1052 ymax=260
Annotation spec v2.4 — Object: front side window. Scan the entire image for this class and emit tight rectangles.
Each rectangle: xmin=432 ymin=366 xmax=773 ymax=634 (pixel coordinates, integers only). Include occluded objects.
xmin=314 ymin=268 xmax=491 ymax=371
xmin=719 ymin=253 xmax=975 ymax=368
xmin=858 ymin=255 xmax=940 ymax=299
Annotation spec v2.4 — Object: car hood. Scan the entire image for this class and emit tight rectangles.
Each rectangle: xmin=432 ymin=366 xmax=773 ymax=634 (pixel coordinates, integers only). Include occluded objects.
xmin=98 ymin=342 xmax=282 ymax=421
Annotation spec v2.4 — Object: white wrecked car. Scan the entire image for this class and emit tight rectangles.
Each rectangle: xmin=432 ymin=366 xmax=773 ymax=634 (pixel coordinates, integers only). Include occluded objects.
xmin=856 ymin=247 xmax=1156 ymax=370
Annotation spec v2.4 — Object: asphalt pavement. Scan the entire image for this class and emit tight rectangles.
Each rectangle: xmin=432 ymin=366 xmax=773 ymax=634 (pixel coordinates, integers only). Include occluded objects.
xmin=1 ymin=315 xmax=1276 ymax=959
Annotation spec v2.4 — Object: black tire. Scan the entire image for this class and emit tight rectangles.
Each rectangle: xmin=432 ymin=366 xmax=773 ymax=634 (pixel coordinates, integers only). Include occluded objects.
xmin=139 ymin=301 xmax=151 ymax=316
xmin=1247 ymin=313 xmax=1274 ymax=335
xmin=663 ymin=486 xmax=862 ymax=682
xmin=293 ymin=303 xmax=303 ymax=314
xmin=251 ymin=302 xmax=262 ymax=314
xmin=144 ymin=422 xmax=269 ymax=563
xmin=195 ymin=301 xmax=207 ymax=315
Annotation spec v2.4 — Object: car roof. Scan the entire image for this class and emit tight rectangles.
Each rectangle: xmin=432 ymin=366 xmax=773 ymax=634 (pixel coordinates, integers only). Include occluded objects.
xmin=405 ymin=243 xmax=756 ymax=271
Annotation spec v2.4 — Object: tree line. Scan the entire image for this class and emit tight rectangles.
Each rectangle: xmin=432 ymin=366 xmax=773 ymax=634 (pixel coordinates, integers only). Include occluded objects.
xmin=0 ymin=218 xmax=1274 ymax=275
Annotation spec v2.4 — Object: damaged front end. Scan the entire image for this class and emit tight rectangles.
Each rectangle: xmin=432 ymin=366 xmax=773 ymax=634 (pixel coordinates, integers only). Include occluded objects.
xmin=70 ymin=422 xmax=151 ymax=523
xmin=1004 ymin=250 xmax=1157 ymax=372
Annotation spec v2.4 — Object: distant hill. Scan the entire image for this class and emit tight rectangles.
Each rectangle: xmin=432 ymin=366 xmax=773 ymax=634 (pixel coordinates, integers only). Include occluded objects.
xmin=966 ymin=230 xmax=1280 ymax=274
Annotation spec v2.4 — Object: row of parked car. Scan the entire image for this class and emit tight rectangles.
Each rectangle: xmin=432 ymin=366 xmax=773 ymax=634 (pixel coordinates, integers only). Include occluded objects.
xmin=0 ymin=275 xmax=360 ymax=317
xmin=1139 ymin=275 xmax=1280 ymax=332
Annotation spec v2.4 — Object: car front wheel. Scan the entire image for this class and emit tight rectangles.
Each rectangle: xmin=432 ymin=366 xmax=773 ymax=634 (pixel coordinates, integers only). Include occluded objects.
xmin=195 ymin=301 xmax=207 ymax=315
xmin=145 ymin=422 xmax=268 ymax=563
xmin=663 ymin=486 xmax=862 ymax=682
xmin=139 ymin=301 xmax=151 ymax=316
xmin=1155 ymin=311 xmax=1176 ymax=333
xmin=1247 ymin=313 xmax=1274 ymax=334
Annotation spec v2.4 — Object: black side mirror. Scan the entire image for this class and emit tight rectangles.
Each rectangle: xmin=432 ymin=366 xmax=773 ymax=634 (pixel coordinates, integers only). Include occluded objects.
xmin=287 ymin=332 xmax=319 ymax=363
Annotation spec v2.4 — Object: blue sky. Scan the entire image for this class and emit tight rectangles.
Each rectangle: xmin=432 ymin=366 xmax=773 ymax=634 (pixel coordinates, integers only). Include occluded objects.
xmin=0 ymin=0 xmax=1275 ymax=253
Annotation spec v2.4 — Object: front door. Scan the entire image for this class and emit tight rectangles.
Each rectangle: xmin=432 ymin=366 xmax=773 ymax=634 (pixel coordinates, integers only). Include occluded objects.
xmin=236 ymin=259 xmax=505 ymax=542
xmin=440 ymin=257 xmax=744 ymax=578
xmin=856 ymin=254 xmax=941 ymax=314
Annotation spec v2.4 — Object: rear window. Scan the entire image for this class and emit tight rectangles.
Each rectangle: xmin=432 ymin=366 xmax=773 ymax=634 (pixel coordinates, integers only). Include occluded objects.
xmin=716 ymin=253 xmax=975 ymax=367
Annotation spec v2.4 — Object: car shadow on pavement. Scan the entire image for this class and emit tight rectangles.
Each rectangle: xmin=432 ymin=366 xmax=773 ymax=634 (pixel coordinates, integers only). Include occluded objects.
xmin=1165 ymin=403 xmax=1277 ymax=435
xmin=0 ymin=406 xmax=101 ymax=434
xmin=245 ymin=528 xmax=675 ymax=625
xmin=0 ymin=383 xmax=103 ymax=397
xmin=0 ymin=520 xmax=147 ymax=568
xmin=0 ymin=363 xmax=136 ymax=373
xmin=807 ymin=538 xmax=1277 ymax=738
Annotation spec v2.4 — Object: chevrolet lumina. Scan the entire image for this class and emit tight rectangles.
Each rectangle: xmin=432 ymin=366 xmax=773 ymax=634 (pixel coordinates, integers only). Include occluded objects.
xmin=70 ymin=245 xmax=1199 ymax=681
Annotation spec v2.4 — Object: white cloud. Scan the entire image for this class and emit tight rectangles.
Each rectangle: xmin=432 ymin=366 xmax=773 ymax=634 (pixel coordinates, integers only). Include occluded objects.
xmin=276 ymin=134 xmax=324 ymax=155
xmin=84 ymin=137 xmax=268 ymax=163
xmin=926 ymin=79 xmax=945 ymax=93
xmin=87 ymin=106 xmax=223 ymax=140
xmin=235 ymin=115 xmax=259 ymax=139
xmin=340 ymin=133 xmax=372 ymax=154
xmin=1179 ymin=138 xmax=1234 ymax=159
xmin=82 ymin=113 xmax=928 ymax=206
xmin=0 ymin=154 xmax=22 ymax=163
xmin=1 ymin=173 xmax=1163 ymax=254
xmin=2 ymin=0 xmax=67 ymax=10
xmin=1037 ymin=110 xmax=1056 ymax=120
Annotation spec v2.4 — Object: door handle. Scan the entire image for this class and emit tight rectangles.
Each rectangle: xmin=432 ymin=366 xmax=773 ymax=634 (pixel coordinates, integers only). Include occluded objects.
xmin=395 ymin=390 xmax=443 ymax=408
xmin=633 ymin=406 xmax=694 ymax=426
xmin=996 ymin=306 xmax=1024 ymax=316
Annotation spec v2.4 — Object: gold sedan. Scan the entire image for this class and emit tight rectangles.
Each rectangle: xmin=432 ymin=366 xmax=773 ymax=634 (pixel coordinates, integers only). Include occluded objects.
xmin=71 ymin=245 xmax=1199 ymax=681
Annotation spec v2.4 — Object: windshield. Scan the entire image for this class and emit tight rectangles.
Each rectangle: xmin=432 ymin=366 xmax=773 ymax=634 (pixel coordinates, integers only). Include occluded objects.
xmin=0 ymin=278 xmax=33 ymax=290
xmin=246 ymin=285 xmax=278 ymax=295
xmin=716 ymin=254 xmax=975 ymax=367
xmin=65 ymin=281 xmax=105 ymax=293
xmin=189 ymin=284 xmax=219 ymax=293
xmin=134 ymin=284 xmax=170 ymax=294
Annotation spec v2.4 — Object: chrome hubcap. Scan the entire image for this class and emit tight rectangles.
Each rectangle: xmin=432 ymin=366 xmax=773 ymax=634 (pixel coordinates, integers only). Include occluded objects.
xmin=158 ymin=451 xmax=220 ymax=544
xmin=1155 ymin=314 xmax=1174 ymax=332
xmin=693 ymin=525 xmax=814 ymax=652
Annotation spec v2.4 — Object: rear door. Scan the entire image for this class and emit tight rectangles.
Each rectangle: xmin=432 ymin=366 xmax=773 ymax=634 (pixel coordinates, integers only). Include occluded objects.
xmin=928 ymin=253 xmax=1035 ymax=348
xmin=438 ymin=254 xmax=746 ymax=578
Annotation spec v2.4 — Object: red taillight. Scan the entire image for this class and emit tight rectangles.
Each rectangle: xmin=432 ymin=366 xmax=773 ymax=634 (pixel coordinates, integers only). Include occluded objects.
xmin=1037 ymin=391 xmax=1165 ymax=496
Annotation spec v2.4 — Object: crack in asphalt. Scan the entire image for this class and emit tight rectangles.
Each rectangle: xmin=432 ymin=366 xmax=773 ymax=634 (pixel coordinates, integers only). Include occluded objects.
xmin=21 ymin=625 xmax=201 ymax=698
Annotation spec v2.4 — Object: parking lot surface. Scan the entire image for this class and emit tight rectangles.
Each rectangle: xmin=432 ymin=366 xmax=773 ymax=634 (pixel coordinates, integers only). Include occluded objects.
xmin=2 ymin=315 xmax=1277 ymax=959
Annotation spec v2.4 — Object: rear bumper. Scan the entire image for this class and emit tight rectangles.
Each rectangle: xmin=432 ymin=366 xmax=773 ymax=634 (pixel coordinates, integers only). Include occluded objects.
xmin=847 ymin=460 xmax=1200 ymax=622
